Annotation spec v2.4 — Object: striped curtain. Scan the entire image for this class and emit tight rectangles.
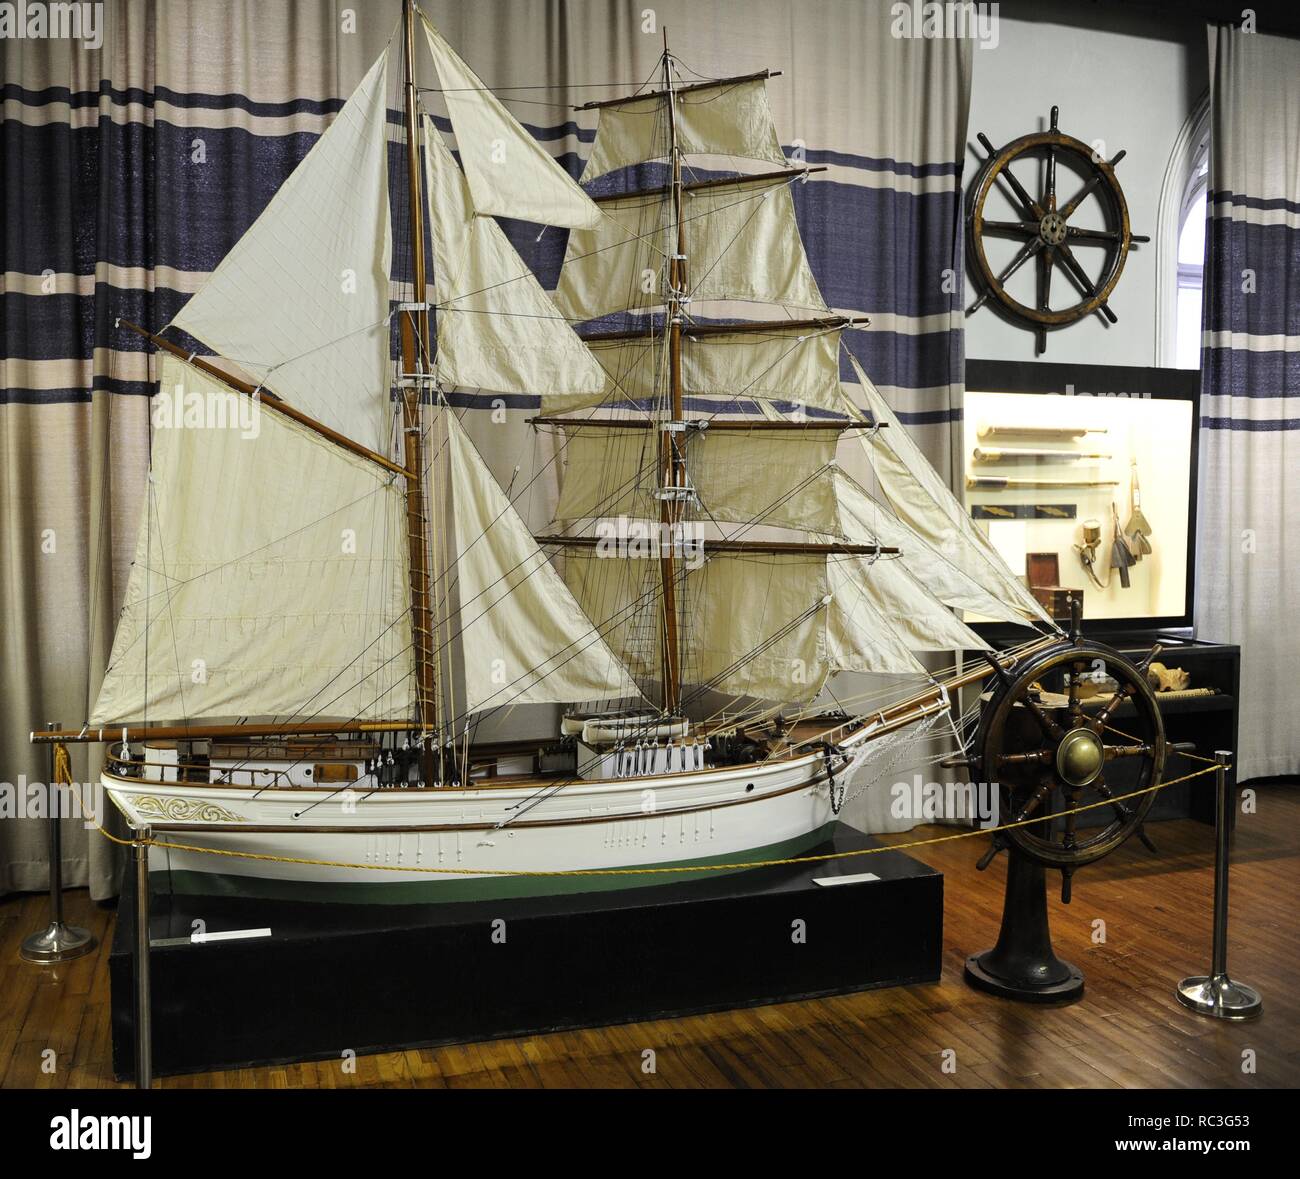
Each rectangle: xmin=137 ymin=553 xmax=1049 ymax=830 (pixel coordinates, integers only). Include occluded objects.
xmin=1196 ymin=25 xmax=1300 ymax=781
xmin=1 ymin=0 xmax=974 ymax=895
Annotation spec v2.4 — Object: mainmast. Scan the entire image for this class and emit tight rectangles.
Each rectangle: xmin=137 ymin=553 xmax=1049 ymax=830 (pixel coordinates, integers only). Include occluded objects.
xmin=399 ymin=0 xmax=438 ymax=748
xmin=659 ymin=32 xmax=685 ymax=717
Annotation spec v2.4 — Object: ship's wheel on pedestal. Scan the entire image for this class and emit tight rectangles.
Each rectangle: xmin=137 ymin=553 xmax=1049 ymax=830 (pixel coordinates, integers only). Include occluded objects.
xmin=966 ymin=105 xmax=1149 ymax=354
xmin=963 ymin=614 xmax=1166 ymax=1002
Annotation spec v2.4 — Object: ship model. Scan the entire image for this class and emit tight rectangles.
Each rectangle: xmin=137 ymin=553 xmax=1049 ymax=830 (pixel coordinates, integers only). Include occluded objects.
xmin=35 ymin=1 xmax=1089 ymax=903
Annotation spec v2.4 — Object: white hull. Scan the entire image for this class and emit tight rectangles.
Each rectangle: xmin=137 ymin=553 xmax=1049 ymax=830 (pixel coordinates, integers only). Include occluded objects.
xmin=102 ymin=720 xmax=887 ymax=902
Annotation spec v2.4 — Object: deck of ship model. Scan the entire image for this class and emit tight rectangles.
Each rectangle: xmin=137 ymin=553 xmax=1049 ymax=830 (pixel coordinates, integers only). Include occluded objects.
xmin=115 ymin=715 xmax=864 ymax=792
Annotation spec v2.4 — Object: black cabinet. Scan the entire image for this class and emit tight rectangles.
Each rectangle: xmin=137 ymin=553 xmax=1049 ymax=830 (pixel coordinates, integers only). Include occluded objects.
xmin=1098 ymin=632 xmax=1239 ymax=827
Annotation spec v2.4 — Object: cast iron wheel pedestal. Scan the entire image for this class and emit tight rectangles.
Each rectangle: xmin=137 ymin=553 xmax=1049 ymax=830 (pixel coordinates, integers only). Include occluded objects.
xmin=965 ymin=849 xmax=1084 ymax=1003
xmin=962 ymin=617 xmax=1166 ymax=1002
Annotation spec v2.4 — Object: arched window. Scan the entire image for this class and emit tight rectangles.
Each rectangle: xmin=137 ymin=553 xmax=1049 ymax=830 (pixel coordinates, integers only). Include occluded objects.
xmin=1157 ymin=94 xmax=1211 ymax=368
xmin=1174 ymin=143 xmax=1209 ymax=368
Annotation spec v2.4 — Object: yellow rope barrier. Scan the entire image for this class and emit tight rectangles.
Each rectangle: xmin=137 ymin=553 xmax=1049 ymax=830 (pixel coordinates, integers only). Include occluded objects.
xmin=55 ymin=741 xmax=1225 ymax=879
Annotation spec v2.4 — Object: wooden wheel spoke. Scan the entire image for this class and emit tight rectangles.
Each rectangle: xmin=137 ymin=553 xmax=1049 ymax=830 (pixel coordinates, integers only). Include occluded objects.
xmin=1065 ymin=226 xmax=1121 ymax=243
xmin=1023 ymin=696 xmax=1067 ymax=743
xmin=980 ymin=218 xmax=1040 ymax=237
xmin=1062 ymin=798 xmax=1078 ymax=849
xmin=1091 ymin=682 xmax=1133 ymax=731
xmin=1103 ymin=742 xmax=1153 ymax=761
xmin=998 ymin=748 xmax=1053 ymax=767
xmin=1056 ymin=241 xmax=1103 ymax=297
xmin=1011 ymin=780 xmax=1055 ymax=825
xmin=1057 ymin=242 xmax=1119 ymax=322
xmin=1045 ymin=144 xmax=1057 ymax=212
xmin=1059 ymin=174 xmax=1102 ymax=220
xmin=1092 ymin=776 xmax=1135 ymax=823
xmin=1039 ymin=245 xmax=1056 ymax=314
xmin=1066 ymin=661 xmax=1084 ymax=715
xmin=995 ymin=165 xmax=1046 ymax=222
xmin=994 ymin=236 xmax=1045 ymax=286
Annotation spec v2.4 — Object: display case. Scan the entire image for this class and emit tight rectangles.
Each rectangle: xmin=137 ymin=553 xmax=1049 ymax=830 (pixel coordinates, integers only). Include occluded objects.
xmin=963 ymin=360 xmax=1199 ymax=633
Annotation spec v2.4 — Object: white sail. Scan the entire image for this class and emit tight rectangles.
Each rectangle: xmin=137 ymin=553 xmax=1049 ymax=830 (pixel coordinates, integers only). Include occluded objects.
xmin=844 ymin=354 xmax=1053 ymax=627
xmin=421 ymin=12 xmax=601 ymax=229
xmin=553 ymin=426 xmax=660 ymax=522
xmin=543 ymin=326 xmax=845 ymax=417
xmin=554 ymin=424 xmax=839 ymax=536
xmin=423 ymin=118 xmax=606 ymax=399
xmin=445 ymin=413 xmax=641 ymax=714
xmin=583 ymin=77 xmax=788 ymax=182
xmin=835 ymin=474 xmax=1030 ymax=626
xmin=828 ymin=550 xmax=990 ymax=654
xmin=689 ymin=555 xmax=929 ymax=699
xmin=91 ymin=356 xmax=415 ymax=726
xmin=553 ymin=177 xmax=829 ymax=324
xmin=172 ymin=49 xmax=394 ymax=454
xmin=562 ymin=550 xmax=662 ymax=681
xmin=565 ymin=548 xmax=933 ymax=704
xmin=685 ymin=555 xmax=834 ymax=701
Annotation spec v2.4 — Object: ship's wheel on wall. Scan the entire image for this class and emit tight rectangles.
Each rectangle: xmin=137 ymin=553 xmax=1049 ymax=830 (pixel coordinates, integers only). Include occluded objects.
xmin=966 ymin=106 xmax=1149 ymax=354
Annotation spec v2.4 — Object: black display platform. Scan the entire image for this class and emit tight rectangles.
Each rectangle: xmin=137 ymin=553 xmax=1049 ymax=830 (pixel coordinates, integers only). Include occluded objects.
xmin=110 ymin=824 xmax=943 ymax=1080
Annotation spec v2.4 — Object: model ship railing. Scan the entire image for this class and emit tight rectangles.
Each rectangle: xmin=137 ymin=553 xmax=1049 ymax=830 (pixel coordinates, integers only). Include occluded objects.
xmin=106 ymin=753 xmax=331 ymax=791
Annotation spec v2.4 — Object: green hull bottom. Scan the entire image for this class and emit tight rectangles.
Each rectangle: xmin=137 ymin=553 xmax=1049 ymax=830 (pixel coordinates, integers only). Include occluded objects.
xmin=151 ymin=823 xmax=838 ymax=906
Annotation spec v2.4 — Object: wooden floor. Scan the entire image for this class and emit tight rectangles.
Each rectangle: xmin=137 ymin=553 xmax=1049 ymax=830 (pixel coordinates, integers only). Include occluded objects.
xmin=3 ymin=783 xmax=1297 ymax=1089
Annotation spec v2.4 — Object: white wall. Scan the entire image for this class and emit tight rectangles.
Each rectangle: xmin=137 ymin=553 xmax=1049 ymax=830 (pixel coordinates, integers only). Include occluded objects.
xmin=964 ymin=3 xmax=1208 ymax=366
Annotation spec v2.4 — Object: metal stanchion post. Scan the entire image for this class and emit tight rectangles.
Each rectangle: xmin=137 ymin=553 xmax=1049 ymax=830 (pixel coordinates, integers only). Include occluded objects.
xmin=1176 ymin=751 xmax=1262 ymax=1020
xmin=20 ymin=721 xmax=97 ymax=963
xmin=134 ymin=830 xmax=153 ymax=1088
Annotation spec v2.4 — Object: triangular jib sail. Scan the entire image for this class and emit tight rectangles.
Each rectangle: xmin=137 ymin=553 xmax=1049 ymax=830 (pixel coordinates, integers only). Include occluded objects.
xmin=171 ymin=48 xmax=394 ymax=454
xmin=423 ymin=116 xmax=606 ymax=399
xmin=421 ymin=11 xmax=602 ymax=229
xmin=444 ymin=413 xmax=641 ymax=714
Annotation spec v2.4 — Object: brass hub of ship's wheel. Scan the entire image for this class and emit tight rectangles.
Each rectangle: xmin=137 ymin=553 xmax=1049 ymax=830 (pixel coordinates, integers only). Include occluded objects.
xmin=1055 ymin=726 xmax=1104 ymax=787
xmin=966 ymin=105 xmax=1149 ymax=354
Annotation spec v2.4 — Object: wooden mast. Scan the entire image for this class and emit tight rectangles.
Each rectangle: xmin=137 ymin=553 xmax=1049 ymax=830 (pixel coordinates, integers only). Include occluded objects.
xmin=659 ymin=32 xmax=685 ymax=717
xmin=399 ymin=0 xmax=438 ymax=753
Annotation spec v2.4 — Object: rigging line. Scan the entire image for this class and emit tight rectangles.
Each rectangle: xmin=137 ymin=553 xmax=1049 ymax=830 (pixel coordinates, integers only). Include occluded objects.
xmin=409 ymin=414 xmax=664 ymax=725
xmin=218 ymin=467 xmax=421 ymax=746
xmin=223 ymin=631 xmax=420 ymax=788
xmin=677 ymin=600 xmax=829 ymax=714
xmin=141 ymin=368 xmax=156 ymax=734
xmin=510 ymin=627 xmax=986 ymax=824
xmin=420 ymin=403 xmax=658 ymax=622
xmin=438 ymin=571 xmax=670 ymax=740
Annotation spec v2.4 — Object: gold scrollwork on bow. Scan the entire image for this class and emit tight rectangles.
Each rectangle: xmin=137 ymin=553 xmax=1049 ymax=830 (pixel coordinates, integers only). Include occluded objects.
xmin=130 ymin=795 xmax=248 ymax=824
